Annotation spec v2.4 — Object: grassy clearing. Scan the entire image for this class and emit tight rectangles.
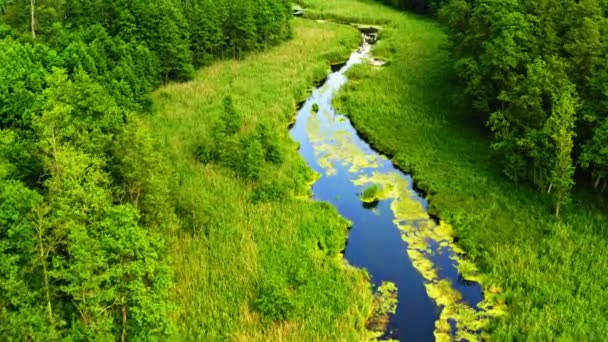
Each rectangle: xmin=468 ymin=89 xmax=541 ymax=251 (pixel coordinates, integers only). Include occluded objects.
xmin=149 ymin=19 xmax=377 ymax=340
xmin=296 ymin=0 xmax=391 ymax=25
xmin=299 ymin=0 xmax=608 ymax=339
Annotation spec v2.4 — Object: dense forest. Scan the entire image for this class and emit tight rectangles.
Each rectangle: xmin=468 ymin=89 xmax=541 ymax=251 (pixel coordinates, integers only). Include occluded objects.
xmin=439 ymin=0 xmax=608 ymax=215
xmin=0 ymin=0 xmax=291 ymax=339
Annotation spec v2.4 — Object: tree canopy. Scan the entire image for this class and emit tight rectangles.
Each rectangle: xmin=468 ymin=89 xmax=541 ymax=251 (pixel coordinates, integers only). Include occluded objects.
xmin=0 ymin=0 xmax=292 ymax=338
xmin=439 ymin=0 xmax=608 ymax=215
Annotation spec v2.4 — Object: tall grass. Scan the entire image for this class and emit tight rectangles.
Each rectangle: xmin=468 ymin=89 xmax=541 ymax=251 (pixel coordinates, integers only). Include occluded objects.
xmin=150 ymin=19 xmax=375 ymax=340
xmin=313 ymin=0 xmax=608 ymax=339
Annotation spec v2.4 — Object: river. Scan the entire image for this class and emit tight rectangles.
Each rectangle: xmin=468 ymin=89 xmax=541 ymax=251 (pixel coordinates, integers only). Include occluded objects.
xmin=289 ymin=28 xmax=490 ymax=341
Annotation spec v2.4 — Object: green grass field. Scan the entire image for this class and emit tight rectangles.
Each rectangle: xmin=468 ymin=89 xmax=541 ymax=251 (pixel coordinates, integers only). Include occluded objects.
xmin=150 ymin=19 xmax=378 ymax=340
xmin=298 ymin=0 xmax=608 ymax=339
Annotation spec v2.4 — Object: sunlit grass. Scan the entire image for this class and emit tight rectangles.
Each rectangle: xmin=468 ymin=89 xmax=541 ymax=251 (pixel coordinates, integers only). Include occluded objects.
xmin=150 ymin=19 xmax=374 ymax=340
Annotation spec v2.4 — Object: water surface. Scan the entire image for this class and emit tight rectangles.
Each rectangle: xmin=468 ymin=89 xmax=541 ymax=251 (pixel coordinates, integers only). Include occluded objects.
xmin=290 ymin=32 xmax=488 ymax=340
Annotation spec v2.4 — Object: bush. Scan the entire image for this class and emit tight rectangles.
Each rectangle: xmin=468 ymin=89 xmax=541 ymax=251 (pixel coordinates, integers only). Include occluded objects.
xmin=256 ymin=122 xmax=284 ymax=164
xmin=251 ymin=179 xmax=290 ymax=202
xmin=360 ymin=184 xmax=382 ymax=203
xmin=240 ymin=133 xmax=265 ymax=180
xmin=222 ymin=96 xmax=242 ymax=135
xmin=253 ymin=278 xmax=295 ymax=322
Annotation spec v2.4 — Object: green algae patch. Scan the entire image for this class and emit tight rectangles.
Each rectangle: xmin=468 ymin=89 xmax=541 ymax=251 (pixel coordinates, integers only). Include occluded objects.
xmin=360 ymin=184 xmax=385 ymax=204
xmin=366 ymin=281 xmax=398 ymax=332
xmin=305 ymin=110 xmax=381 ymax=177
xmin=351 ymin=169 xmax=506 ymax=340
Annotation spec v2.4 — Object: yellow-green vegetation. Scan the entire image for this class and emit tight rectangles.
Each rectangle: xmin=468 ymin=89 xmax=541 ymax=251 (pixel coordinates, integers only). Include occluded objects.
xmin=150 ymin=19 xmax=379 ymax=340
xmin=360 ymin=184 xmax=385 ymax=203
xmin=366 ymin=281 xmax=398 ymax=332
xmin=354 ymin=172 xmax=506 ymax=340
xmin=306 ymin=110 xmax=382 ymax=176
xmin=307 ymin=0 xmax=608 ymax=339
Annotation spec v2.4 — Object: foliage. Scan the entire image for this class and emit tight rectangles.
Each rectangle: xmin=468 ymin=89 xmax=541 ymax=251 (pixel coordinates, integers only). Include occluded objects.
xmin=256 ymin=122 xmax=284 ymax=164
xmin=240 ymin=133 xmax=265 ymax=180
xmin=360 ymin=184 xmax=382 ymax=203
xmin=253 ymin=276 xmax=296 ymax=322
xmin=250 ymin=179 xmax=290 ymax=202
xmin=439 ymin=0 xmax=608 ymax=215
xmin=2 ymin=0 xmax=292 ymax=82
xmin=0 ymin=0 xmax=293 ymax=338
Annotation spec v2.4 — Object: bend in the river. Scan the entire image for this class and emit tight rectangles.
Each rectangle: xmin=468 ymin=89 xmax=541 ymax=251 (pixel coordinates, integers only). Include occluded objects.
xmin=290 ymin=25 xmax=505 ymax=341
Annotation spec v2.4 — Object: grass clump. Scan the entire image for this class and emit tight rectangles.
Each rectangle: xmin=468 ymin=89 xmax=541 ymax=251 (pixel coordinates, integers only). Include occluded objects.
xmin=360 ymin=183 xmax=383 ymax=204
xmin=253 ymin=276 xmax=297 ymax=323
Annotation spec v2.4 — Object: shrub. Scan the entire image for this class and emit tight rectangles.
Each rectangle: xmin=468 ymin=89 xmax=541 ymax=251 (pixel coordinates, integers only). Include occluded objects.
xmin=240 ymin=134 xmax=265 ymax=180
xmin=360 ymin=184 xmax=382 ymax=203
xmin=251 ymin=179 xmax=290 ymax=202
xmin=253 ymin=278 xmax=295 ymax=322
xmin=222 ymin=95 xmax=242 ymax=135
xmin=256 ymin=122 xmax=284 ymax=164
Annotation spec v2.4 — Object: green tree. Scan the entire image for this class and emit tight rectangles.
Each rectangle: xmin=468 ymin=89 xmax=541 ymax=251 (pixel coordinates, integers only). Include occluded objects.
xmin=0 ymin=160 xmax=58 ymax=340
xmin=545 ymin=85 xmax=578 ymax=217
xmin=240 ymin=133 xmax=265 ymax=180
xmin=580 ymin=117 xmax=608 ymax=191
xmin=221 ymin=95 xmax=243 ymax=135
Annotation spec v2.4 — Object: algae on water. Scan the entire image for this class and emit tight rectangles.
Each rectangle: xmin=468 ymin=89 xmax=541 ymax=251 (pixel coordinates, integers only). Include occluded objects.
xmin=304 ymin=95 xmax=506 ymax=340
xmin=366 ymin=281 xmax=398 ymax=332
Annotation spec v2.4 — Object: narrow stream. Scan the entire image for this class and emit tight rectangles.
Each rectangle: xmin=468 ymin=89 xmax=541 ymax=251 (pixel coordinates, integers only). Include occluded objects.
xmin=290 ymin=30 xmax=490 ymax=341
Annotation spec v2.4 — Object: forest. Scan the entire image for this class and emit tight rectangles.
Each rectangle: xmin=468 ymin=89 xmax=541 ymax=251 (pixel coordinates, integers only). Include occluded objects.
xmin=2 ymin=0 xmax=607 ymax=340
xmin=439 ymin=0 xmax=608 ymax=216
xmin=0 ymin=0 xmax=292 ymax=339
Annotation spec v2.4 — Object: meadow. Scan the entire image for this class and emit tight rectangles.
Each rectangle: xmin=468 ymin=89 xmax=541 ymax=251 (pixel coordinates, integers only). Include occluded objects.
xmin=150 ymin=19 xmax=379 ymax=340
xmin=294 ymin=0 xmax=608 ymax=339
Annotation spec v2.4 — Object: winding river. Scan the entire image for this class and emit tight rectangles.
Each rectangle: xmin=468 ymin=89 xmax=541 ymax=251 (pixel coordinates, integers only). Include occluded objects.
xmin=290 ymin=29 xmax=498 ymax=341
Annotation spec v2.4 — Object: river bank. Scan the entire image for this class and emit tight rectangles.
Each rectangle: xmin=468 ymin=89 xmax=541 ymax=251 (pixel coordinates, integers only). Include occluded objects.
xmin=304 ymin=0 xmax=608 ymax=339
xmin=290 ymin=26 xmax=503 ymax=340
xmin=151 ymin=19 xmax=379 ymax=340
